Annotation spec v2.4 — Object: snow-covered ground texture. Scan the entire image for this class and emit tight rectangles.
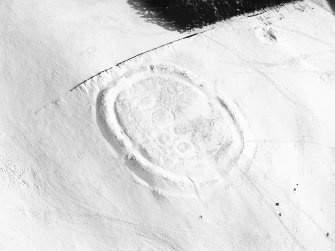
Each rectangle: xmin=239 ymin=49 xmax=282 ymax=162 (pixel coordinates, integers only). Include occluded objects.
xmin=97 ymin=64 xmax=247 ymax=198
xmin=1 ymin=0 xmax=335 ymax=250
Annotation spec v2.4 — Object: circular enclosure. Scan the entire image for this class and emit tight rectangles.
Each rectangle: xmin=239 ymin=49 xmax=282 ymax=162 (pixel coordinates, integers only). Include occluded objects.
xmin=98 ymin=64 xmax=245 ymax=196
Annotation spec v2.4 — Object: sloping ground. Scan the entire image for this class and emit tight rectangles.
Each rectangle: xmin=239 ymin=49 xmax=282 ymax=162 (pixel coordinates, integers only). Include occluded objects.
xmin=1 ymin=0 xmax=335 ymax=250
xmin=0 ymin=0 xmax=184 ymax=127
xmin=0 ymin=0 xmax=302 ymax=127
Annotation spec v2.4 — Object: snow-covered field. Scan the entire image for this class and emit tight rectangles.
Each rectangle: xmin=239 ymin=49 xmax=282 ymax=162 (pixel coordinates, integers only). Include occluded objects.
xmin=1 ymin=0 xmax=335 ymax=250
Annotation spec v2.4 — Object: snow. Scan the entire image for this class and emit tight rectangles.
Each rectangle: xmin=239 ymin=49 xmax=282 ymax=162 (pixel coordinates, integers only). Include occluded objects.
xmin=1 ymin=0 xmax=335 ymax=250
xmin=0 ymin=0 xmax=183 ymax=126
xmin=98 ymin=64 xmax=245 ymax=197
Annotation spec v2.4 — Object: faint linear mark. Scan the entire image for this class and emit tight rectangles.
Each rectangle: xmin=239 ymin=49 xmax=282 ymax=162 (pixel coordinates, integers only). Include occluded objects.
xmin=239 ymin=169 xmax=306 ymax=250
xmin=238 ymin=139 xmax=335 ymax=246
xmin=69 ymin=28 xmax=213 ymax=93
xmin=202 ymin=33 xmax=299 ymax=106
xmin=252 ymin=165 xmax=335 ymax=246
xmin=272 ymin=24 xmax=335 ymax=48
xmin=192 ymin=129 xmax=307 ymax=249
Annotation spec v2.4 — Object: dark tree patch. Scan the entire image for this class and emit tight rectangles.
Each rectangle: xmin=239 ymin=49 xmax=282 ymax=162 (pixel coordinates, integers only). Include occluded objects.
xmin=128 ymin=0 xmax=300 ymax=31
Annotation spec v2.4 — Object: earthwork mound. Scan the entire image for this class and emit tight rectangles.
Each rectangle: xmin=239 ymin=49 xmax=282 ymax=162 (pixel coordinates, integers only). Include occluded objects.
xmin=98 ymin=64 xmax=245 ymax=196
